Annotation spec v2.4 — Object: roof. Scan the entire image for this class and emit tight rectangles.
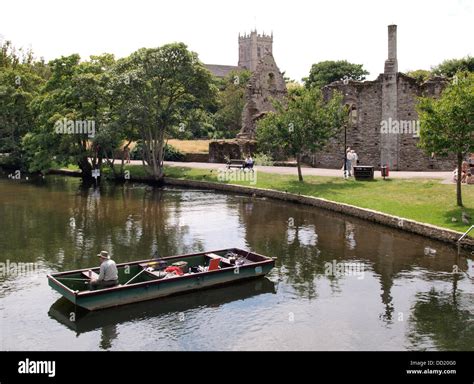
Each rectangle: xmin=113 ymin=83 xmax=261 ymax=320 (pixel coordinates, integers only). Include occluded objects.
xmin=204 ymin=64 xmax=241 ymax=78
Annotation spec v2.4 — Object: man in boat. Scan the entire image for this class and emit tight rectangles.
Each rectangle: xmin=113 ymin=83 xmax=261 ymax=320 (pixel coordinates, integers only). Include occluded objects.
xmin=90 ymin=251 xmax=119 ymax=290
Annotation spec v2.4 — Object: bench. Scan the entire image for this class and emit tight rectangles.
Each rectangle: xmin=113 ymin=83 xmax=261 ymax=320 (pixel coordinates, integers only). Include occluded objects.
xmin=227 ymin=159 xmax=246 ymax=169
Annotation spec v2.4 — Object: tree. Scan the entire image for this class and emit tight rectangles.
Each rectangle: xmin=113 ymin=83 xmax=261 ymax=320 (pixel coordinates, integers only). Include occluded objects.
xmin=304 ymin=60 xmax=369 ymax=89
xmin=25 ymin=54 xmax=115 ymax=180
xmin=213 ymin=69 xmax=251 ymax=138
xmin=432 ymin=56 xmax=474 ymax=78
xmin=0 ymin=41 xmax=47 ymax=168
xmin=257 ymin=87 xmax=345 ymax=182
xmin=417 ymin=72 xmax=474 ymax=207
xmin=110 ymin=43 xmax=216 ymax=181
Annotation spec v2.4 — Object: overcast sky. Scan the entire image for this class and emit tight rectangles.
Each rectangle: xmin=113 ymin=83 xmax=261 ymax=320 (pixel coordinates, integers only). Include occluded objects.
xmin=1 ymin=0 xmax=472 ymax=81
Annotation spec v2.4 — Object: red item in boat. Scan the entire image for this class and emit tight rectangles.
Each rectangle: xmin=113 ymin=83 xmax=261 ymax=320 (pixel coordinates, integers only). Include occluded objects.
xmin=164 ymin=266 xmax=184 ymax=276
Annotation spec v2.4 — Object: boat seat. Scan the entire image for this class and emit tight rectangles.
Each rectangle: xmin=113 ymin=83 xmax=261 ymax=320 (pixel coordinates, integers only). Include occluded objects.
xmin=81 ymin=270 xmax=99 ymax=280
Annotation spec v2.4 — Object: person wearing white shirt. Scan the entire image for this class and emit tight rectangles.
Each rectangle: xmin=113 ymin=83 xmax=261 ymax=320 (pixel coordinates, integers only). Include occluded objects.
xmin=349 ymin=150 xmax=358 ymax=176
xmin=90 ymin=251 xmax=119 ymax=290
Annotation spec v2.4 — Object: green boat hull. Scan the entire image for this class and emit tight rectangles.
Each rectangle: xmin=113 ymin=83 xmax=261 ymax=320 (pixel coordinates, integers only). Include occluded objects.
xmin=48 ymin=249 xmax=275 ymax=311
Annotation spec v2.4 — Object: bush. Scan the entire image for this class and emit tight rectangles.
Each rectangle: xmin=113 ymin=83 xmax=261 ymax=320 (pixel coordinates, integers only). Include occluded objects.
xmin=130 ymin=142 xmax=185 ymax=161
xmin=164 ymin=144 xmax=185 ymax=161
xmin=253 ymin=153 xmax=274 ymax=166
xmin=130 ymin=141 xmax=144 ymax=161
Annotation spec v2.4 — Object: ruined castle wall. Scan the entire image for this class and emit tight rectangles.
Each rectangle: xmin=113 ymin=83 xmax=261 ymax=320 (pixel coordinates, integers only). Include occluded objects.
xmin=396 ymin=75 xmax=455 ymax=170
xmin=310 ymin=80 xmax=382 ymax=168
xmin=310 ymin=75 xmax=455 ymax=171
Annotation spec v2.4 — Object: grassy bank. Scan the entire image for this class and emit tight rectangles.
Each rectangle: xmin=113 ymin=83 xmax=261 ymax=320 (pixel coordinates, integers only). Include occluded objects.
xmin=159 ymin=165 xmax=473 ymax=233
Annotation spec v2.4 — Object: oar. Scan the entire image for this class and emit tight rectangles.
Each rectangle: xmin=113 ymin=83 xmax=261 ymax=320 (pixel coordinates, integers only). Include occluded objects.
xmin=56 ymin=277 xmax=90 ymax=281
xmin=124 ymin=268 xmax=147 ymax=286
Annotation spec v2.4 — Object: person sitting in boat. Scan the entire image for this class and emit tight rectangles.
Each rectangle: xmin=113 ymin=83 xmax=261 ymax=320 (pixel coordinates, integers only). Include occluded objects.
xmin=90 ymin=251 xmax=119 ymax=290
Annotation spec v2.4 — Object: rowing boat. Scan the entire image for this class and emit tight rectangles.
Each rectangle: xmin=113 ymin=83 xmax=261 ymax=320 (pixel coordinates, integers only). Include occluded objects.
xmin=47 ymin=248 xmax=276 ymax=311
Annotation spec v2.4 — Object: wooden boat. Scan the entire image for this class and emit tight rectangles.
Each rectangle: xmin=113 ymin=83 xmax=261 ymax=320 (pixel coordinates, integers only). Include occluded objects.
xmin=48 ymin=248 xmax=276 ymax=311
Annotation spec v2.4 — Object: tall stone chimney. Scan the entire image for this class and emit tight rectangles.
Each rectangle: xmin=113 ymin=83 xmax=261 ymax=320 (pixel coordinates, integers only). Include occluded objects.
xmin=381 ymin=24 xmax=399 ymax=169
xmin=384 ymin=25 xmax=398 ymax=73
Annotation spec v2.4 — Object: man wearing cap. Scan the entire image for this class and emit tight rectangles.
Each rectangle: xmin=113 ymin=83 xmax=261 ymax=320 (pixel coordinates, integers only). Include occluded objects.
xmin=90 ymin=251 xmax=119 ymax=290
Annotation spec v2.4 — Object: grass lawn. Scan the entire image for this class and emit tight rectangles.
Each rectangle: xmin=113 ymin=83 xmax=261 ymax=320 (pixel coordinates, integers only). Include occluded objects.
xmin=167 ymin=139 xmax=210 ymax=154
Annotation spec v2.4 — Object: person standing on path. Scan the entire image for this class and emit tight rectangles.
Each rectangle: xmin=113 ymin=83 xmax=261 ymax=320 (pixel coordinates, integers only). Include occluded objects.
xmin=350 ymin=150 xmax=358 ymax=176
xmin=345 ymin=147 xmax=352 ymax=177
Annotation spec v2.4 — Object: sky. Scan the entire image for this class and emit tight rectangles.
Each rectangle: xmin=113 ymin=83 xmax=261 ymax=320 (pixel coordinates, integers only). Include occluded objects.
xmin=1 ymin=0 xmax=472 ymax=82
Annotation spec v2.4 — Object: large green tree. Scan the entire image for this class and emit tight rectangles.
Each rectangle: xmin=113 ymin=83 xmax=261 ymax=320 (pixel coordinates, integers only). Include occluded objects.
xmin=24 ymin=54 xmax=115 ymax=180
xmin=304 ymin=60 xmax=369 ymax=89
xmin=417 ymin=72 xmax=474 ymax=207
xmin=110 ymin=43 xmax=216 ymax=181
xmin=0 ymin=41 xmax=47 ymax=168
xmin=257 ymin=87 xmax=345 ymax=182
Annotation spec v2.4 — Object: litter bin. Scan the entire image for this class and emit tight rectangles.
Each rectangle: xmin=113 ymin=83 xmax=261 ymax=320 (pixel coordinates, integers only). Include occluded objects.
xmin=381 ymin=166 xmax=390 ymax=179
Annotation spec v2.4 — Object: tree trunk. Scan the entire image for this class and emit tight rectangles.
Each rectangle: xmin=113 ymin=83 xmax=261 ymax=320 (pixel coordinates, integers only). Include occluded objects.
xmin=456 ymin=152 xmax=463 ymax=207
xmin=119 ymin=140 xmax=132 ymax=177
xmin=78 ymin=157 xmax=93 ymax=181
xmin=296 ymin=154 xmax=303 ymax=182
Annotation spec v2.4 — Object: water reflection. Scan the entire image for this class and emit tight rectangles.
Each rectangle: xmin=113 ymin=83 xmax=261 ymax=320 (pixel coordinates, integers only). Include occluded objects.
xmin=48 ymin=278 xmax=276 ymax=348
xmin=408 ymin=287 xmax=474 ymax=350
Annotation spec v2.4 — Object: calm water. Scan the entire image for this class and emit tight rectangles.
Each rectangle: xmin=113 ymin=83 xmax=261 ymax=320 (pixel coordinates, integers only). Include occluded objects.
xmin=0 ymin=174 xmax=473 ymax=351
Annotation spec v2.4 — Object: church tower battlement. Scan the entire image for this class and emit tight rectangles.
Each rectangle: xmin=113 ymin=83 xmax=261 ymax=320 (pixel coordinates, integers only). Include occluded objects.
xmin=238 ymin=30 xmax=273 ymax=72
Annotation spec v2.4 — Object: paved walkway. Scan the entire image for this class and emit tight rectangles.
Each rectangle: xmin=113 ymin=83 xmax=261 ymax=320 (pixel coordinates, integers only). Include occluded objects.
xmin=125 ymin=160 xmax=453 ymax=182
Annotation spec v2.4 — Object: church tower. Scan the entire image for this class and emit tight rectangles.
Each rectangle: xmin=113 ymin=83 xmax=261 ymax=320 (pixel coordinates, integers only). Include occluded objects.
xmin=238 ymin=30 xmax=273 ymax=72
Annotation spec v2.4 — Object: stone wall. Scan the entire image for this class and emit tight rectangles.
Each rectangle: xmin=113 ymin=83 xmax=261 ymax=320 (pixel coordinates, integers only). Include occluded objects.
xmin=208 ymin=139 xmax=257 ymax=163
xmin=313 ymin=74 xmax=455 ymax=171
xmin=183 ymin=153 xmax=209 ymax=163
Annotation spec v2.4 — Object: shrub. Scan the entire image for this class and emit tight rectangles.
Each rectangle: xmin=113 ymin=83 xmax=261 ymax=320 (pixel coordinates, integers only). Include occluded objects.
xmin=130 ymin=142 xmax=185 ymax=162
xmin=253 ymin=153 xmax=274 ymax=166
xmin=164 ymin=144 xmax=185 ymax=161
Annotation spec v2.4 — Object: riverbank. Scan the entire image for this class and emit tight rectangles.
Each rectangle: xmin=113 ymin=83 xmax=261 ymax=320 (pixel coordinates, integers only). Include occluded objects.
xmin=43 ymin=164 xmax=474 ymax=248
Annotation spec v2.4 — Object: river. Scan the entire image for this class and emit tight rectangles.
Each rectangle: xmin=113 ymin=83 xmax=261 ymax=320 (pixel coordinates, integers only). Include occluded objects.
xmin=0 ymin=174 xmax=472 ymax=350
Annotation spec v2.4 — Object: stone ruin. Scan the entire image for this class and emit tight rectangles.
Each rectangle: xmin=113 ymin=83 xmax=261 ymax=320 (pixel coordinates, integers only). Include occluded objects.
xmin=209 ymin=26 xmax=454 ymax=170
xmin=206 ymin=30 xmax=288 ymax=163
xmin=208 ymin=139 xmax=257 ymax=163
xmin=238 ymin=53 xmax=287 ymax=139
xmin=308 ymin=25 xmax=454 ymax=171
